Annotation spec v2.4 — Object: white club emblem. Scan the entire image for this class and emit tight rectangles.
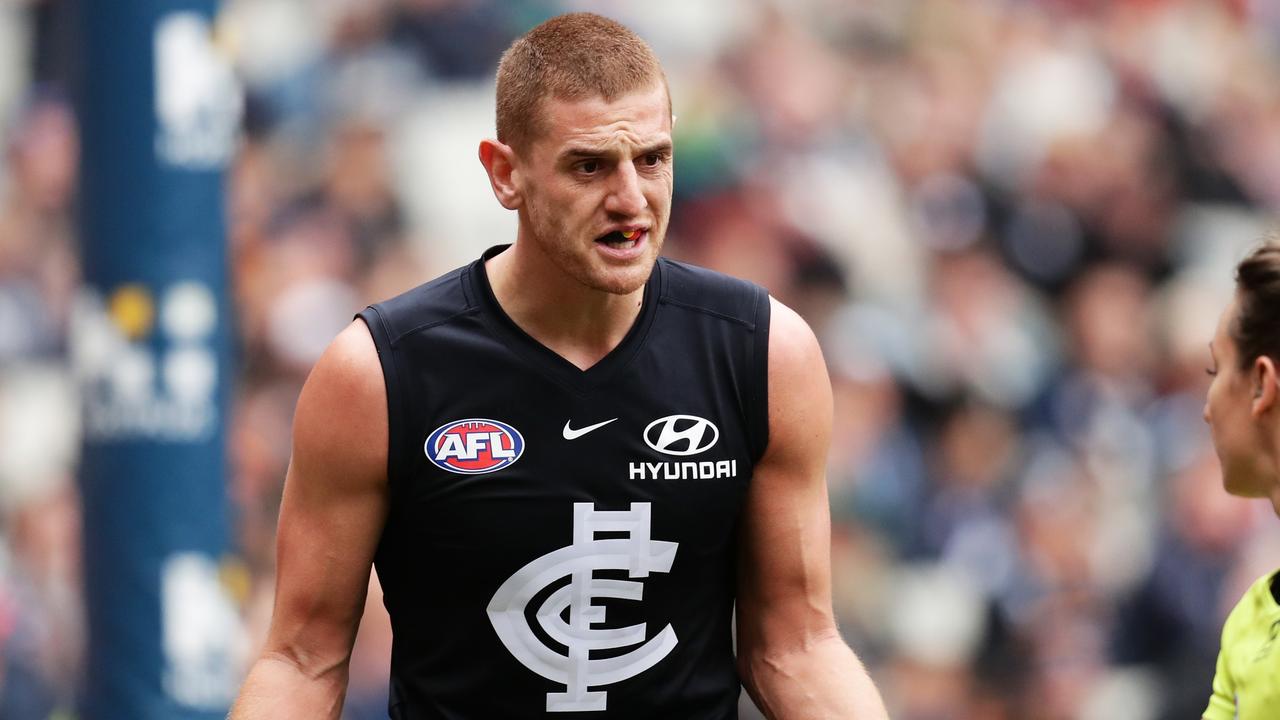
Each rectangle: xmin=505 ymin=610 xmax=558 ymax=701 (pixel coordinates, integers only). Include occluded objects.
xmin=487 ymin=502 xmax=679 ymax=712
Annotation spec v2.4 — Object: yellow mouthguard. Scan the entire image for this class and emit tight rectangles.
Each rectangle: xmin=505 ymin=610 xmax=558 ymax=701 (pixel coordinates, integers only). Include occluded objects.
xmin=621 ymin=230 xmax=639 ymax=240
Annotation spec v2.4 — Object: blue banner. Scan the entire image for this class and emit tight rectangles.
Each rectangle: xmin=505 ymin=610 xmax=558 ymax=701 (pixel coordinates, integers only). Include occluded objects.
xmin=76 ymin=1 xmax=242 ymax=718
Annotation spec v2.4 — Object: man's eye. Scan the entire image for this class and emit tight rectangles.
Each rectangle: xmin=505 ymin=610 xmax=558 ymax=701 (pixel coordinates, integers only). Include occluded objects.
xmin=579 ymin=160 xmax=599 ymax=173
xmin=642 ymin=153 xmax=662 ymax=166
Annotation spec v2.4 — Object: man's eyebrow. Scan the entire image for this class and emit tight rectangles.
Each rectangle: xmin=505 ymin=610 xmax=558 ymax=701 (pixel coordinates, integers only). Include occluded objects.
xmin=560 ymin=146 xmax=608 ymax=160
xmin=635 ymin=140 xmax=673 ymax=156
xmin=560 ymin=140 xmax=673 ymax=160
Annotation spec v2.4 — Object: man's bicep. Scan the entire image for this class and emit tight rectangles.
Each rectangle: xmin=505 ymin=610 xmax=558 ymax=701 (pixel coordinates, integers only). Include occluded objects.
xmin=737 ymin=298 xmax=837 ymax=650
xmin=265 ymin=320 xmax=390 ymax=670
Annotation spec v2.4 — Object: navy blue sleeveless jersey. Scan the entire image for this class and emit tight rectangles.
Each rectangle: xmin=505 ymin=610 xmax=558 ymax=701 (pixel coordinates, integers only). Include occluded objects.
xmin=356 ymin=245 xmax=771 ymax=719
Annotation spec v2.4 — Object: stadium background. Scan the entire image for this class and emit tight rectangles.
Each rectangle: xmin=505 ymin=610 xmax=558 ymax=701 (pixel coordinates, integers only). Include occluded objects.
xmin=2 ymin=0 xmax=1280 ymax=717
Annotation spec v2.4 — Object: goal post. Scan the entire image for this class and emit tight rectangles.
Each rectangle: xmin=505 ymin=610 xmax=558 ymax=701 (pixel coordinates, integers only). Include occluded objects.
xmin=76 ymin=2 xmax=242 ymax=718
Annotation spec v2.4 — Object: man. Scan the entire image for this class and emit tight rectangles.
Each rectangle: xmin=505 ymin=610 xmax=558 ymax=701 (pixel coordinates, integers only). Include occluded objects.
xmin=231 ymin=13 xmax=888 ymax=719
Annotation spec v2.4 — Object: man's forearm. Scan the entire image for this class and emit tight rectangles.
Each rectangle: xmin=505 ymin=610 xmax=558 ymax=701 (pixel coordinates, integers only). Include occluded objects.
xmin=229 ymin=652 xmax=349 ymax=720
xmin=739 ymin=631 xmax=889 ymax=720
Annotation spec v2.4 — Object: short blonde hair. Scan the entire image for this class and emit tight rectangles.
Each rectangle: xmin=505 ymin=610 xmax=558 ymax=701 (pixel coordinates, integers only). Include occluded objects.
xmin=495 ymin=13 xmax=668 ymax=152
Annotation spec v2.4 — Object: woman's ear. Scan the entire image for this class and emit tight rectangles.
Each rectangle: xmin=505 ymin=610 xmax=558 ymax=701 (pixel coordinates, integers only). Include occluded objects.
xmin=1251 ymin=355 xmax=1278 ymax=417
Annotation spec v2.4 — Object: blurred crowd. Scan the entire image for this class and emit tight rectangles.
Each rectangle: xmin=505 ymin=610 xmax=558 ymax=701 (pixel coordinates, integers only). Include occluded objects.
xmin=2 ymin=0 xmax=1280 ymax=718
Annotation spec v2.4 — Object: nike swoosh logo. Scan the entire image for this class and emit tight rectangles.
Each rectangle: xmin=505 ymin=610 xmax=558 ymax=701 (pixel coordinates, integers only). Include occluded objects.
xmin=562 ymin=418 xmax=618 ymax=440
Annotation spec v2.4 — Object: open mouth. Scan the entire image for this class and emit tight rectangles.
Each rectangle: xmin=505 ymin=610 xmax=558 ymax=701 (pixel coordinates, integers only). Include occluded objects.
xmin=596 ymin=228 xmax=645 ymax=250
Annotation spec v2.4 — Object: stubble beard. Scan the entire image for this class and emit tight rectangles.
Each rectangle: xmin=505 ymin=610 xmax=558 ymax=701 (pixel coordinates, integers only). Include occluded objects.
xmin=525 ymin=206 xmax=661 ymax=296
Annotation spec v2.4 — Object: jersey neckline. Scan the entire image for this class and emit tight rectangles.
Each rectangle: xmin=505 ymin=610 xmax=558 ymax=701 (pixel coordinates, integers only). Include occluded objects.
xmin=467 ymin=244 xmax=662 ymax=393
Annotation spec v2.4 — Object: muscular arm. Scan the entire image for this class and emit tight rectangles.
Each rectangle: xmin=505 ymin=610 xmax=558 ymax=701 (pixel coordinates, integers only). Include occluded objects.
xmin=230 ymin=321 xmax=390 ymax=719
xmin=736 ymin=298 xmax=888 ymax=720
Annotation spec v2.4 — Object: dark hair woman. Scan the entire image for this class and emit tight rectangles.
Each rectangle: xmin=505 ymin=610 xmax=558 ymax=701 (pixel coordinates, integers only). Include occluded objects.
xmin=1202 ymin=242 xmax=1280 ymax=720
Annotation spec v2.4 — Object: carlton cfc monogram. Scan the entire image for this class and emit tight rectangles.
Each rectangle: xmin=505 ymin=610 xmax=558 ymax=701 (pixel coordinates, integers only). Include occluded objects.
xmin=487 ymin=502 xmax=679 ymax=712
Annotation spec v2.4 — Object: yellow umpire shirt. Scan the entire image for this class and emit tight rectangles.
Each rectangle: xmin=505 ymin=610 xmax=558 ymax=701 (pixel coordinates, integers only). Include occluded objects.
xmin=1204 ymin=570 xmax=1280 ymax=720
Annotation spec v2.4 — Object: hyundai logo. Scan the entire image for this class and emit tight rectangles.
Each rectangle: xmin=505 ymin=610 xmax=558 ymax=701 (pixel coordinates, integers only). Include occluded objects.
xmin=644 ymin=414 xmax=719 ymax=456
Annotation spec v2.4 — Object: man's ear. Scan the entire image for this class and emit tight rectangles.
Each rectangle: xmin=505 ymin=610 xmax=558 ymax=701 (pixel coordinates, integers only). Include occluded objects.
xmin=1251 ymin=355 xmax=1278 ymax=417
xmin=478 ymin=139 xmax=522 ymax=210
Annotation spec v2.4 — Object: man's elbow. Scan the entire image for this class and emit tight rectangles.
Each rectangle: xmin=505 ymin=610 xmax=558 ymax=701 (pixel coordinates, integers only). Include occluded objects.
xmin=257 ymin=631 xmax=354 ymax=686
xmin=737 ymin=626 xmax=843 ymax=680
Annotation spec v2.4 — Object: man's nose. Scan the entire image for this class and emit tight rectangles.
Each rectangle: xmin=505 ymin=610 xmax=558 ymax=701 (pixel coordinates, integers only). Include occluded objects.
xmin=605 ymin=161 xmax=647 ymax=216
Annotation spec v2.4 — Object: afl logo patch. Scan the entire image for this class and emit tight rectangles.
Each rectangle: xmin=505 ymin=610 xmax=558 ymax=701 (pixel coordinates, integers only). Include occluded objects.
xmin=426 ymin=418 xmax=524 ymax=475
xmin=644 ymin=414 xmax=719 ymax=456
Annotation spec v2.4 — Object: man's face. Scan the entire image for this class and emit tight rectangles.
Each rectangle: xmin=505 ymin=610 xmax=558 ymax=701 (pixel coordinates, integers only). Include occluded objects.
xmin=513 ymin=82 xmax=673 ymax=295
xmin=1204 ymin=296 xmax=1273 ymax=498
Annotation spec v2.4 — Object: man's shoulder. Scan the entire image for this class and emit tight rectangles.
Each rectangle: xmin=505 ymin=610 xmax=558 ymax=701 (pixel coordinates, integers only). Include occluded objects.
xmin=362 ymin=263 xmax=478 ymax=346
xmin=656 ymin=257 xmax=769 ymax=330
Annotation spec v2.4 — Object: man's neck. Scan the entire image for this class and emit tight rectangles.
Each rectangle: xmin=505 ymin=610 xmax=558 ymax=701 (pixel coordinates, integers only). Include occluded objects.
xmin=485 ymin=240 xmax=646 ymax=371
